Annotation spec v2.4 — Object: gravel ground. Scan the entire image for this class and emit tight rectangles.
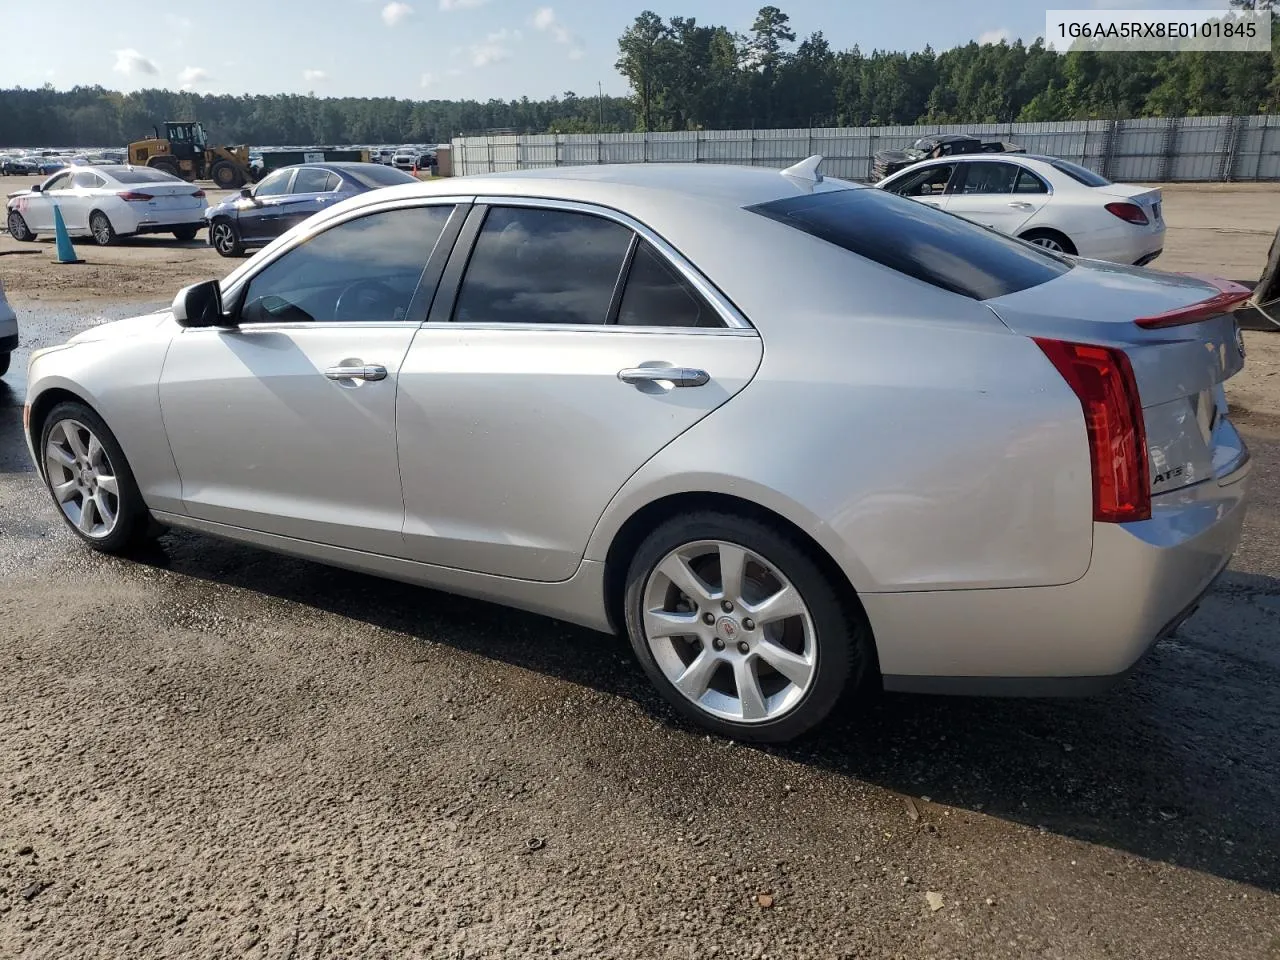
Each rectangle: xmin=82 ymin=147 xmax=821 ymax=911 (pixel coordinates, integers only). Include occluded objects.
xmin=1 ymin=184 xmax=1279 ymax=959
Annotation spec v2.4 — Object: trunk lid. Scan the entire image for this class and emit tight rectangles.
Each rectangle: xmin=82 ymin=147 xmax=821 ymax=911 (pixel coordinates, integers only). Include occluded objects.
xmin=118 ymin=180 xmax=206 ymax=214
xmin=986 ymin=262 xmax=1250 ymax=498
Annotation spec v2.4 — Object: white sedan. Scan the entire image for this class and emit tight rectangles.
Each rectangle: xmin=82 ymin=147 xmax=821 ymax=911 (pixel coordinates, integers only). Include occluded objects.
xmin=876 ymin=154 xmax=1165 ymax=266
xmin=6 ymin=165 xmax=207 ymax=246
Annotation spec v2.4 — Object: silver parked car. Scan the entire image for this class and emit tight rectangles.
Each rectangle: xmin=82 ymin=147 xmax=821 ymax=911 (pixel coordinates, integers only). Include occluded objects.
xmin=22 ymin=160 xmax=1253 ymax=742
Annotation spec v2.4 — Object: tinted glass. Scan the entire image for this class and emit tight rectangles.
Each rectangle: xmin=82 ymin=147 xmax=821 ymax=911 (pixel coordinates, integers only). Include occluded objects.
xmin=347 ymin=165 xmax=419 ymax=188
xmin=323 ymin=173 xmax=341 ymax=192
xmin=292 ymin=168 xmax=332 ymax=194
xmin=958 ymin=161 xmax=1018 ymax=195
xmin=453 ymin=207 xmax=633 ymax=326
xmin=254 ymin=169 xmax=293 ymax=197
xmin=1046 ymin=158 xmax=1111 ymax=187
xmin=886 ymin=163 xmax=954 ymax=197
xmin=617 ymin=241 xmax=720 ymax=328
xmin=750 ymin=188 xmax=1070 ymax=301
xmin=1014 ymin=169 xmax=1048 ymax=194
xmin=44 ymin=172 xmax=73 ymax=191
xmin=111 ymin=167 xmax=183 ymax=184
xmin=240 ymin=205 xmax=454 ymax=325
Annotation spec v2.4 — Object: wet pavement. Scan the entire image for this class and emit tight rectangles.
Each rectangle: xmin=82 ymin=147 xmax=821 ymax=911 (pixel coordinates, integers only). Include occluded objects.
xmin=1 ymin=303 xmax=1278 ymax=959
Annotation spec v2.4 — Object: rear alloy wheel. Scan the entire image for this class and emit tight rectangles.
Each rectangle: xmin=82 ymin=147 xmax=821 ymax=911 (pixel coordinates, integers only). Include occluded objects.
xmin=625 ymin=512 xmax=867 ymax=743
xmin=40 ymin=401 xmax=154 ymax=553
xmin=89 ymin=211 xmax=117 ymax=246
xmin=172 ymin=225 xmax=199 ymax=242
xmin=1020 ymin=229 xmax=1076 ymax=255
xmin=7 ymin=209 xmax=36 ymax=242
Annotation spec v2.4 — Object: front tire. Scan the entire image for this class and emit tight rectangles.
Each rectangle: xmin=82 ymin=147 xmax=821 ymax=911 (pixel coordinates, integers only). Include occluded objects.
xmin=209 ymin=218 xmax=244 ymax=257
xmin=172 ymin=226 xmax=199 ymax=242
xmin=39 ymin=401 xmax=155 ymax=553
xmin=624 ymin=511 xmax=869 ymax=743
xmin=7 ymin=209 xmax=36 ymax=242
xmin=89 ymin=210 xmax=117 ymax=246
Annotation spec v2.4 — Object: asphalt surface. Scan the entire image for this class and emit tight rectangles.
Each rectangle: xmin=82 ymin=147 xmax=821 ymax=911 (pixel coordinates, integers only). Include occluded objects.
xmin=1 ymin=304 xmax=1278 ymax=959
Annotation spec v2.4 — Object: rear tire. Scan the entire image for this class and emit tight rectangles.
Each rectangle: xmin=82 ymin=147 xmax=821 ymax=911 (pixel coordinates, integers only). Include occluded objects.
xmin=7 ymin=209 xmax=35 ymax=241
xmin=623 ymin=511 xmax=870 ymax=743
xmin=89 ymin=210 xmax=117 ymax=246
xmin=209 ymin=218 xmax=244 ymax=257
xmin=1019 ymin=228 xmax=1076 ymax=255
xmin=210 ymin=161 xmax=243 ymax=190
xmin=38 ymin=400 xmax=155 ymax=554
xmin=147 ymin=157 xmax=181 ymax=179
xmin=172 ymin=226 xmax=199 ymax=242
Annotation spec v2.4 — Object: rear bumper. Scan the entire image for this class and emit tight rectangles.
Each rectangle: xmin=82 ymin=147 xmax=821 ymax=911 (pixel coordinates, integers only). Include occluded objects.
xmin=134 ymin=220 xmax=204 ymax=236
xmin=868 ymin=449 xmax=1250 ymax=695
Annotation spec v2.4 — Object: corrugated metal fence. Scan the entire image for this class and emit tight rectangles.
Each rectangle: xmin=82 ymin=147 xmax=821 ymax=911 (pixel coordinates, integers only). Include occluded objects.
xmin=451 ymin=115 xmax=1280 ymax=182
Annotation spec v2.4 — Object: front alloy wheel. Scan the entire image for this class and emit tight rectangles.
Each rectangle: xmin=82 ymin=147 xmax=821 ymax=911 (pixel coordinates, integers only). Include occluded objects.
xmin=44 ymin=418 xmax=122 ymax=539
xmin=210 ymin=219 xmax=242 ymax=257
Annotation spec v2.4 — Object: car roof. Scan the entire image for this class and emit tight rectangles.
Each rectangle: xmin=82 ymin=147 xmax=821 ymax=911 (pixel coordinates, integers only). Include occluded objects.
xmin=380 ymin=162 xmax=861 ymax=208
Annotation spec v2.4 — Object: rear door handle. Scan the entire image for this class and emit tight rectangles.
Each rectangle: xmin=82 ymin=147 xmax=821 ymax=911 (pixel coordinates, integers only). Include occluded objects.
xmin=325 ymin=363 xmax=387 ymax=382
xmin=1007 ymin=200 xmax=1033 ymax=208
xmin=618 ymin=366 xmax=710 ymax=388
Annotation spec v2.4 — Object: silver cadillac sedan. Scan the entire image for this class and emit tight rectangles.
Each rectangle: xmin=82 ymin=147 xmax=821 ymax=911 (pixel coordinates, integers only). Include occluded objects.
xmin=23 ymin=160 xmax=1253 ymax=742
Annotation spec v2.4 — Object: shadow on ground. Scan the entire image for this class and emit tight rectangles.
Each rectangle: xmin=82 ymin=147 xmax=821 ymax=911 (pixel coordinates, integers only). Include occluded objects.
xmin=133 ymin=521 xmax=1280 ymax=895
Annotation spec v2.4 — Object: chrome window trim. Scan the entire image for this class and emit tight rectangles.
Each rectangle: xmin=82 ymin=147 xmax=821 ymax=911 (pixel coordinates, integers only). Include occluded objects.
xmin=469 ymin=194 xmax=754 ymax=332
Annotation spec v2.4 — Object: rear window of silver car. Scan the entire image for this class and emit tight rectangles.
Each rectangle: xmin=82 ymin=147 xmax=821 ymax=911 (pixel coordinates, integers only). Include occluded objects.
xmin=748 ymin=187 xmax=1071 ymax=301
xmin=112 ymin=168 xmax=184 ymax=184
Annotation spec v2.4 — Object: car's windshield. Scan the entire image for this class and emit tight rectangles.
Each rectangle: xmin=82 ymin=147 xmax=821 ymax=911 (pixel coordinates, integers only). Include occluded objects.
xmin=749 ymin=186 xmax=1071 ymax=301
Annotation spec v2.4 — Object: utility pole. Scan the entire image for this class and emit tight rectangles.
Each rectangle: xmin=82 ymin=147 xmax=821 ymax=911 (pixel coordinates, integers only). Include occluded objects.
xmin=597 ymin=81 xmax=605 ymax=133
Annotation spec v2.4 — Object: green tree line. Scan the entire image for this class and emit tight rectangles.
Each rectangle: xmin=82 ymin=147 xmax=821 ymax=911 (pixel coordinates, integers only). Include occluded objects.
xmin=0 ymin=1 xmax=1276 ymax=148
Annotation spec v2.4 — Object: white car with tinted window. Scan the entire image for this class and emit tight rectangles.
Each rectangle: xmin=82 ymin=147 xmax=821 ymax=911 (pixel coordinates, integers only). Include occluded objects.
xmin=6 ymin=164 xmax=207 ymax=246
xmin=877 ymin=154 xmax=1165 ymax=266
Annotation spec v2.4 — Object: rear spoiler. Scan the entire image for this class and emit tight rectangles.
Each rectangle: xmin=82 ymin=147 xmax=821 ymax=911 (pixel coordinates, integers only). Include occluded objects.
xmin=1134 ymin=275 xmax=1253 ymax=329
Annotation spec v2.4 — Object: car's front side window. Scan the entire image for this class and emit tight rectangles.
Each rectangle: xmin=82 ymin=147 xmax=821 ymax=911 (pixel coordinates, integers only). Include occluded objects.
xmin=238 ymin=205 xmax=455 ymax=325
xmin=253 ymin=170 xmax=292 ymax=198
xmin=44 ymin=172 xmax=73 ymax=192
xmin=887 ymin=164 xmax=955 ymax=197
xmin=451 ymin=206 xmax=634 ymax=326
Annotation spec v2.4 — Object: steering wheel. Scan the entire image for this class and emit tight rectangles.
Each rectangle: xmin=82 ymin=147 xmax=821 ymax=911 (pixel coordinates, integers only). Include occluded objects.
xmin=332 ymin=279 xmax=401 ymax=322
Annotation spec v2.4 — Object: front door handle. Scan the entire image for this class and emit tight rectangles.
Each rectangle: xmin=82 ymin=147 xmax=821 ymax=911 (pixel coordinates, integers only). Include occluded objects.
xmin=618 ymin=366 xmax=710 ymax=388
xmin=325 ymin=363 xmax=388 ymax=382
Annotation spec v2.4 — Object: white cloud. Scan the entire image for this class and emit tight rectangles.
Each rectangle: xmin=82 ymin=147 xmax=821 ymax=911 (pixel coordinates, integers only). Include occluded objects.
xmin=382 ymin=2 xmax=413 ymax=25
xmin=440 ymin=0 xmax=488 ymax=9
xmin=446 ymin=67 xmax=464 ymax=77
xmin=113 ymin=49 xmax=159 ymax=76
xmin=471 ymin=29 xmax=516 ymax=67
xmin=568 ymin=47 xmax=584 ymax=61
xmin=178 ymin=66 xmax=212 ymax=90
xmin=977 ymin=28 xmax=1010 ymax=45
xmin=420 ymin=72 xmax=434 ymax=88
xmin=531 ymin=7 xmax=575 ymax=47
xmin=303 ymin=68 xmax=329 ymax=83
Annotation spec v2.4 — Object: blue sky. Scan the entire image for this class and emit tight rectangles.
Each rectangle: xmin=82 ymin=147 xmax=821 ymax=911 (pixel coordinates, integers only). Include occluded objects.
xmin=5 ymin=0 xmax=1229 ymax=101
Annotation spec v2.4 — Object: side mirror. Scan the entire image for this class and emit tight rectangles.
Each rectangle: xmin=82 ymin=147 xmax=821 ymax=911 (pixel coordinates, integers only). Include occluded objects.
xmin=172 ymin=280 xmax=229 ymax=328
xmin=30 ymin=184 xmax=42 ymax=193
xmin=239 ymin=186 xmax=253 ymax=199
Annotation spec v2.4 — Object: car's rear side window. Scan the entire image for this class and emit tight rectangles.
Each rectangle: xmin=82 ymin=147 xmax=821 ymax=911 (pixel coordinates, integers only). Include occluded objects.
xmin=748 ymin=187 xmax=1070 ymax=301
xmin=1046 ymin=158 xmax=1111 ymax=187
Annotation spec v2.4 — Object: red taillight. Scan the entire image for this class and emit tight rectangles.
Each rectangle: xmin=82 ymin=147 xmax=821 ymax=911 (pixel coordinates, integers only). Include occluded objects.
xmin=1104 ymin=201 xmax=1149 ymax=225
xmin=117 ymin=191 xmax=153 ymax=202
xmin=191 ymin=189 xmax=205 ymax=198
xmin=1134 ymin=275 xmax=1253 ymax=329
xmin=1034 ymin=338 xmax=1150 ymax=523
